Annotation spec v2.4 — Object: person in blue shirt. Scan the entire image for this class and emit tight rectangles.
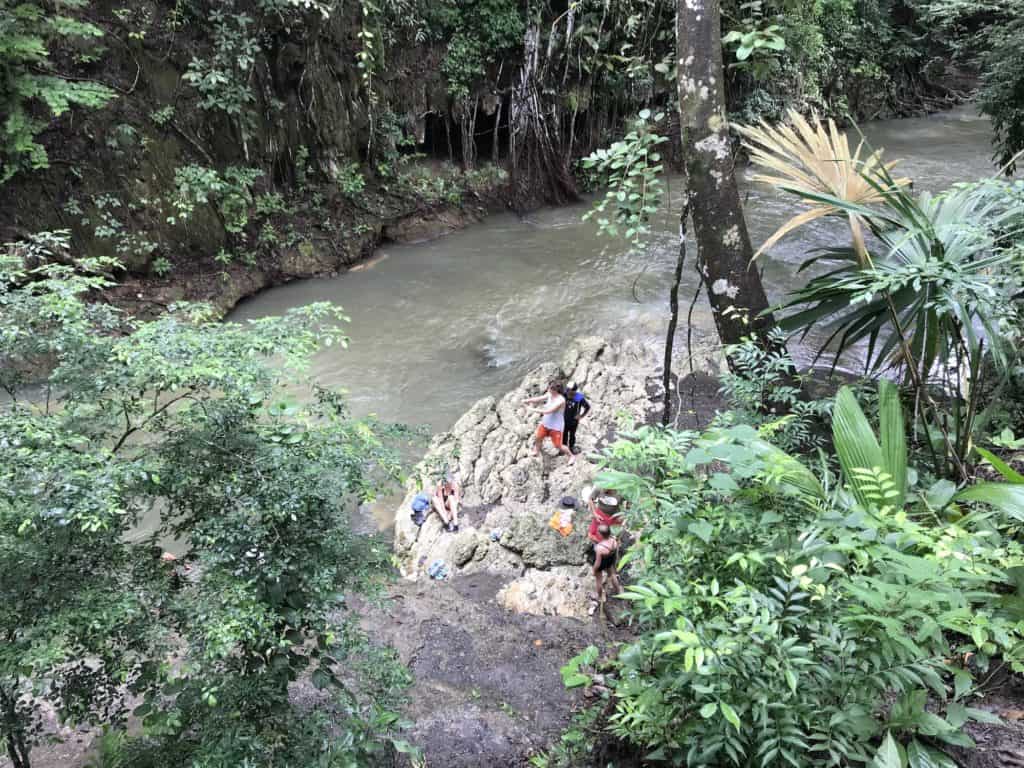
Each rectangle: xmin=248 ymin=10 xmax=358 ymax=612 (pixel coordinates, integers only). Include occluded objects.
xmin=563 ymin=381 xmax=591 ymax=454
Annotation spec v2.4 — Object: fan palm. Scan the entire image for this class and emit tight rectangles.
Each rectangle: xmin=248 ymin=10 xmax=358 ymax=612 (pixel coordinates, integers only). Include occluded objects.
xmin=739 ymin=111 xmax=1024 ymax=477
xmin=778 ymin=177 xmax=1022 ymax=379
xmin=737 ymin=110 xmax=910 ymax=263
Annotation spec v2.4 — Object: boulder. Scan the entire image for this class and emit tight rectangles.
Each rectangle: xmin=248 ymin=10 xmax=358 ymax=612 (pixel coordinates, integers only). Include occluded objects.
xmin=497 ymin=566 xmax=594 ymax=619
xmin=391 ymin=337 xmax=659 ymax=615
xmin=501 ymin=510 xmax=590 ymax=569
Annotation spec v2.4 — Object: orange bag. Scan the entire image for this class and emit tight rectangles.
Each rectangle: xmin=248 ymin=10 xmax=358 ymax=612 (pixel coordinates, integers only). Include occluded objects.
xmin=548 ymin=509 xmax=573 ymax=537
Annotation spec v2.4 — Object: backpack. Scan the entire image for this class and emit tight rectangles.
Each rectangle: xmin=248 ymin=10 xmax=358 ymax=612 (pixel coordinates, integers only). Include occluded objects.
xmin=410 ymin=492 xmax=431 ymax=526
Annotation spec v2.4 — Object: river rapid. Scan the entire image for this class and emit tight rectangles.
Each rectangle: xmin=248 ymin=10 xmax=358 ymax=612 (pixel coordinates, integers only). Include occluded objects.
xmin=228 ymin=106 xmax=997 ymax=523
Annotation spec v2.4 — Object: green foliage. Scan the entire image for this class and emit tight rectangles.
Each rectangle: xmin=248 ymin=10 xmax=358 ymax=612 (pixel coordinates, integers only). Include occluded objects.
xmin=337 ymin=161 xmax=367 ymax=199
xmin=725 ymin=0 xmax=927 ymax=122
xmin=425 ymin=0 xmax=524 ymax=100
xmin=722 ymin=0 xmax=787 ymax=80
xmin=0 ymin=0 xmax=116 ymax=182
xmin=773 ymin=162 xmax=1024 ymax=477
xmin=0 ymin=232 xmax=410 ymax=766
xmin=151 ymin=256 xmax=172 ymax=276
xmin=978 ymin=10 xmax=1024 ymax=173
xmin=394 ymin=165 xmax=462 ymax=205
xmin=183 ymin=2 xmax=260 ymax=117
xmin=529 ymin=704 xmax=608 ymax=768
xmin=719 ymin=329 xmax=832 ymax=452
xmin=168 ymin=164 xmax=262 ymax=233
xmin=582 ymin=109 xmax=667 ymax=250
xmin=559 ymin=645 xmax=598 ymax=689
xmin=833 ymin=380 xmax=907 ymax=508
xmin=921 ymin=0 xmax=1024 ymax=172
xmin=588 ymin=385 xmax=1024 ymax=766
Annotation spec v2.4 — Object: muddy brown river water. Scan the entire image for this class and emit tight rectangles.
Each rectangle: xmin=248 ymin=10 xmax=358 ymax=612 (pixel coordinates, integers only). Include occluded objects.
xmin=220 ymin=106 xmax=1001 ymax=529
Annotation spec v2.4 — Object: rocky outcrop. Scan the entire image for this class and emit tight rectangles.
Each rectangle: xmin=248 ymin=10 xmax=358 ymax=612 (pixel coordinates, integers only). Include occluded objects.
xmin=382 ymin=206 xmax=484 ymax=243
xmin=392 ymin=336 xmax=659 ymax=618
xmin=497 ymin=566 xmax=595 ymax=618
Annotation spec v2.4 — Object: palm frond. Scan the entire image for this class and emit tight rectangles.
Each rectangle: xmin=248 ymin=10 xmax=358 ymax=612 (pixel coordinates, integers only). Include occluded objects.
xmin=737 ymin=110 xmax=910 ymax=262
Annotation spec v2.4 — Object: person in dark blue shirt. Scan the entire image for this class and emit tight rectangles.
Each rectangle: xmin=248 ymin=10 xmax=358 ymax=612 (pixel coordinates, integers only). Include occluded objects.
xmin=563 ymin=381 xmax=591 ymax=454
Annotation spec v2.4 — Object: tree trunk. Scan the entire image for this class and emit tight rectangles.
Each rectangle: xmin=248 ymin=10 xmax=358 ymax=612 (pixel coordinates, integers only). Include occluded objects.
xmin=492 ymin=93 xmax=502 ymax=162
xmin=663 ymin=201 xmax=691 ymax=426
xmin=508 ymin=23 xmax=578 ymax=205
xmin=444 ymin=114 xmax=454 ymax=164
xmin=676 ymin=0 xmax=777 ymax=352
xmin=2 ymin=683 xmax=30 ymax=768
xmin=459 ymin=97 xmax=477 ymax=169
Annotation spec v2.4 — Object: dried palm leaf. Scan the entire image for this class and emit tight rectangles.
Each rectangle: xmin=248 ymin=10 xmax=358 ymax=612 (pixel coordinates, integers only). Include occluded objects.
xmin=737 ymin=109 xmax=910 ymax=264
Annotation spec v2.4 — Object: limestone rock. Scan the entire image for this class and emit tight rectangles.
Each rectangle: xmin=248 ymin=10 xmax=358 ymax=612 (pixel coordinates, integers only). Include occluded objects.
xmin=497 ymin=566 xmax=593 ymax=618
xmin=501 ymin=510 xmax=590 ymax=569
xmin=450 ymin=530 xmax=483 ymax=567
xmin=391 ymin=337 xmax=659 ymax=612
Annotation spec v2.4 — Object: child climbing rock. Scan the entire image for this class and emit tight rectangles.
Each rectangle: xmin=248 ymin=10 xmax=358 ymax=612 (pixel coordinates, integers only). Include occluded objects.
xmin=522 ymin=380 xmax=576 ymax=465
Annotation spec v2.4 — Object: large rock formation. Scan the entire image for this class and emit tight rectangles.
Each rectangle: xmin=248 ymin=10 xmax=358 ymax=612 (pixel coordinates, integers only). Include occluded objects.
xmin=392 ymin=336 xmax=658 ymax=618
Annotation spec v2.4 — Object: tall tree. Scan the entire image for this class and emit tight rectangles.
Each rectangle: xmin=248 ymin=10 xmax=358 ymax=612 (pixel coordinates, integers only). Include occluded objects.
xmin=673 ymin=0 xmax=776 ymax=349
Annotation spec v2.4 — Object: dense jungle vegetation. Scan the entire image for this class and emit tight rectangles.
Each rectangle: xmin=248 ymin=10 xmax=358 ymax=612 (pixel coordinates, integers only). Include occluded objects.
xmin=3 ymin=1 xmax=1024 ymax=767
xmin=1 ymin=0 xmax=1021 ymax=289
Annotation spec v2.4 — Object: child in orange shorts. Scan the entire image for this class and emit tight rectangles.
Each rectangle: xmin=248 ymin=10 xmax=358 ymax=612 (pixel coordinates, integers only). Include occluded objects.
xmin=522 ymin=380 xmax=576 ymax=464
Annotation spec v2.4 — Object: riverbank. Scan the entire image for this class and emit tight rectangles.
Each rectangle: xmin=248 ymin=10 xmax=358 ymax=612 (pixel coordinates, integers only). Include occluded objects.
xmin=97 ymin=163 xmax=528 ymax=319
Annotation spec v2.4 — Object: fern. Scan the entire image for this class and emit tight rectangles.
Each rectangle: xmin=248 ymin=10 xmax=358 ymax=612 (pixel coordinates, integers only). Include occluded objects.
xmin=0 ymin=1 xmax=115 ymax=182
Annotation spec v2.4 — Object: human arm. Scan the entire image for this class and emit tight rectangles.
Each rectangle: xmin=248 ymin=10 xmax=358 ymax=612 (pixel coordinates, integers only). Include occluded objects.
xmin=579 ymin=397 xmax=592 ymax=419
xmin=521 ymin=394 xmax=547 ymax=405
xmin=592 ymin=548 xmax=604 ymax=575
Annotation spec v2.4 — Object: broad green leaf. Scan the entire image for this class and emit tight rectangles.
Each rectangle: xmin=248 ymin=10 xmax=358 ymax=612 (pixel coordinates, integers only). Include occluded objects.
xmin=833 ymin=386 xmax=884 ymax=509
xmin=924 ymin=479 xmax=956 ymax=510
xmin=689 ymin=520 xmax=714 ymax=543
xmin=871 ymin=732 xmax=904 ymax=768
xmin=955 ymin=482 xmax=1024 ymax=522
xmin=953 ymin=668 xmax=972 ymax=701
xmin=719 ymin=701 xmax=741 ymax=730
xmin=561 ymin=673 xmax=590 ymax=689
xmin=907 ymin=740 xmax=956 ymax=768
xmin=975 ymin=447 xmax=1024 ymax=484
xmin=785 ymin=668 xmax=798 ymax=693
xmin=879 ymin=380 xmax=907 ymax=506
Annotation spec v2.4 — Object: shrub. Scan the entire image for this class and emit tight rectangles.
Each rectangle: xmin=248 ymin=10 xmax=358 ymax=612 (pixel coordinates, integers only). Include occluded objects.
xmin=589 ymin=385 xmax=1024 ymax=767
xmin=0 ymin=232 xmax=411 ymax=766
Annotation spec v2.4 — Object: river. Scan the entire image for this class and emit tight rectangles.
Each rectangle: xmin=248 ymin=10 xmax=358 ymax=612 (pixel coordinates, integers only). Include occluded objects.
xmin=231 ymin=107 xmax=996 ymax=437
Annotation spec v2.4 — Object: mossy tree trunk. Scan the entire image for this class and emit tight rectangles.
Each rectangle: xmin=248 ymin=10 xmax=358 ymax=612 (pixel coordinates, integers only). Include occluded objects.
xmin=675 ymin=0 xmax=777 ymax=352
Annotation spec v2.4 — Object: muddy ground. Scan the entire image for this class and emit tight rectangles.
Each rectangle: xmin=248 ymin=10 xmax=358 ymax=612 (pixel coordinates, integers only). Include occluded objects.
xmin=355 ymin=572 xmax=632 ymax=767
xmin=955 ymin=670 xmax=1024 ymax=768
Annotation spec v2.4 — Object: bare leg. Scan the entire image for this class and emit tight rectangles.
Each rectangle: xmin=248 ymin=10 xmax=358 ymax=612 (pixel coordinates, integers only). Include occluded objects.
xmin=431 ymin=494 xmax=452 ymax=525
xmin=450 ymin=489 xmax=461 ymax=526
xmin=608 ymin=570 xmax=621 ymax=595
xmin=593 ymin=571 xmax=604 ymax=602
xmin=559 ymin=442 xmax=576 ymax=465
xmin=531 ymin=433 xmax=542 ymax=456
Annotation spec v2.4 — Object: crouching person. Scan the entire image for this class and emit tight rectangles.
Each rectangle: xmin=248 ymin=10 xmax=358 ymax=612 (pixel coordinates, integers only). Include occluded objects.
xmin=432 ymin=469 xmax=461 ymax=533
